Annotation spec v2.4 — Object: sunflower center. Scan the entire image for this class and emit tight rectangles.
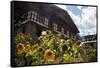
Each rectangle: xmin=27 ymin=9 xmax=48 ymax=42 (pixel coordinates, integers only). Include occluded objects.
xmin=47 ymin=52 xmax=52 ymax=56
xmin=18 ymin=45 xmax=23 ymax=49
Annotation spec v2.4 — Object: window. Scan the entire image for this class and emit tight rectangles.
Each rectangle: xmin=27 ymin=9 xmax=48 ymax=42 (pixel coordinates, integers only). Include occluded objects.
xmin=39 ymin=16 xmax=43 ymax=24
xmin=27 ymin=11 xmax=49 ymax=27
xmin=32 ymin=11 xmax=35 ymax=19
xmin=53 ymin=23 xmax=57 ymax=31
xmin=27 ymin=11 xmax=32 ymax=19
xmin=44 ymin=18 xmax=48 ymax=26
xmin=61 ymin=27 xmax=64 ymax=34
xmin=38 ymin=16 xmax=43 ymax=24
xmin=34 ymin=12 xmax=37 ymax=21
xmin=40 ymin=16 xmax=44 ymax=24
xmin=67 ymin=31 xmax=69 ymax=37
xmin=36 ymin=14 xmax=40 ymax=22
xmin=32 ymin=11 xmax=42 ymax=23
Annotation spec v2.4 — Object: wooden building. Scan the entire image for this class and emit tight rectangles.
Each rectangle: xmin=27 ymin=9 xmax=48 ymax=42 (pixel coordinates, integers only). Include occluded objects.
xmin=13 ymin=1 xmax=79 ymax=39
xmin=82 ymin=34 xmax=97 ymax=41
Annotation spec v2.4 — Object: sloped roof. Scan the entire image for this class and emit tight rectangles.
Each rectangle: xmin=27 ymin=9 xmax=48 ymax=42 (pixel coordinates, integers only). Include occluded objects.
xmin=13 ymin=1 xmax=79 ymax=33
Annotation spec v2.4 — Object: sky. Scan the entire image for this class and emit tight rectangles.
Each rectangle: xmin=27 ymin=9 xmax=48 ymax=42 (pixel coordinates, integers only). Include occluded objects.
xmin=55 ymin=4 xmax=97 ymax=36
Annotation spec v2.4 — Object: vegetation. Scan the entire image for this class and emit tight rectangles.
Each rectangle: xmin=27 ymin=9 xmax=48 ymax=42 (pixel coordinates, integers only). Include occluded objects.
xmin=14 ymin=30 xmax=97 ymax=66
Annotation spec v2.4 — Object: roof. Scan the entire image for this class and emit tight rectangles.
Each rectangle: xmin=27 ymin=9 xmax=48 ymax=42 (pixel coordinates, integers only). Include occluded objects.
xmin=13 ymin=1 xmax=79 ymax=33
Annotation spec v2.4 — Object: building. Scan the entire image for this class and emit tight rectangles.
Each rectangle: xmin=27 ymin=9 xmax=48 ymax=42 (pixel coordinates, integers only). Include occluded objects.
xmin=81 ymin=34 xmax=97 ymax=47
xmin=81 ymin=34 xmax=97 ymax=41
xmin=13 ymin=1 xmax=79 ymax=39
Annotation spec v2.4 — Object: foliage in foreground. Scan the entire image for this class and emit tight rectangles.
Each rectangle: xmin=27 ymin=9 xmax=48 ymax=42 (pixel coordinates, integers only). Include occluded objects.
xmin=14 ymin=30 xmax=97 ymax=66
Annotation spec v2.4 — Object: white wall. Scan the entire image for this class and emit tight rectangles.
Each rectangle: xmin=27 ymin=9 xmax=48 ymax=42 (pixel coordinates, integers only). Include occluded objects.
xmin=0 ymin=0 xmax=99 ymax=68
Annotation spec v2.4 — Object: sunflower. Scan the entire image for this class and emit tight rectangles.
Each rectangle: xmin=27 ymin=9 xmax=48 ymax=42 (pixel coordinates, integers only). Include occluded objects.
xmin=31 ymin=44 xmax=39 ymax=50
xmin=17 ymin=33 xmax=25 ymax=38
xmin=63 ymin=54 xmax=71 ymax=62
xmin=24 ymin=44 xmax=31 ymax=53
xmin=38 ymin=47 xmax=44 ymax=52
xmin=15 ymin=33 xmax=26 ymax=43
xmin=41 ymin=31 xmax=47 ymax=36
xmin=16 ymin=43 xmax=25 ymax=55
xmin=27 ymin=44 xmax=39 ymax=55
xmin=44 ymin=49 xmax=55 ymax=62
xmin=19 ymin=33 xmax=24 ymax=36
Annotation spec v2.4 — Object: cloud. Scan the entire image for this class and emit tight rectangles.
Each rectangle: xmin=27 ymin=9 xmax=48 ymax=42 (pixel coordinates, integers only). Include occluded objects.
xmin=81 ymin=7 xmax=96 ymax=35
xmin=66 ymin=6 xmax=96 ymax=36
xmin=55 ymin=4 xmax=96 ymax=36
xmin=66 ymin=10 xmax=82 ymax=28
xmin=77 ymin=6 xmax=82 ymax=10
xmin=81 ymin=7 xmax=96 ymax=28
xmin=66 ymin=8 xmax=85 ymax=36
